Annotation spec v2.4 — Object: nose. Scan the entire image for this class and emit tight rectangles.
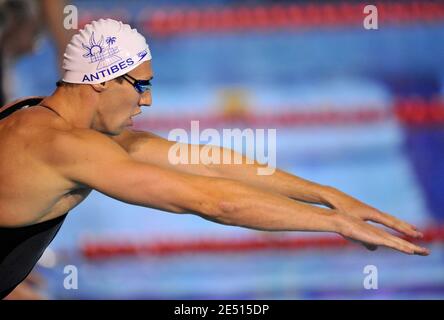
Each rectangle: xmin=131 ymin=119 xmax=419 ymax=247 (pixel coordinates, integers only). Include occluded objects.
xmin=139 ymin=90 xmax=152 ymax=108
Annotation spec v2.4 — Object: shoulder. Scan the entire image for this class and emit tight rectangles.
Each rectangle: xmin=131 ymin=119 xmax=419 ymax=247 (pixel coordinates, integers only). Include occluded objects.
xmin=12 ymin=115 xmax=129 ymax=174
xmin=2 ymin=104 xmax=66 ymax=134
xmin=34 ymin=126 xmax=137 ymax=187
xmin=50 ymin=127 xmax=130 ymax=163
xmin=111 ymin=128 xmax=163 ymax=153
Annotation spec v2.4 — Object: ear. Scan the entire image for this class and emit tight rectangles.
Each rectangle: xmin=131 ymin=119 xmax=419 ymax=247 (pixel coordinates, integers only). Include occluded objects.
xmin=90 ymin=82 xmax=110 ymax=93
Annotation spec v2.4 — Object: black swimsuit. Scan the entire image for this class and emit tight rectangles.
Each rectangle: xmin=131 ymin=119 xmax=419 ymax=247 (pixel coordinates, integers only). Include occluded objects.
xmin=0 ymin=98 xmax=68 ymax=298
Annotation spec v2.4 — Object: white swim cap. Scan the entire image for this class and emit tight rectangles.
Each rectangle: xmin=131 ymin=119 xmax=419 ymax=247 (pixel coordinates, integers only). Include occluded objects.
xmin=62 ymin=18 xmax=151 ymax=84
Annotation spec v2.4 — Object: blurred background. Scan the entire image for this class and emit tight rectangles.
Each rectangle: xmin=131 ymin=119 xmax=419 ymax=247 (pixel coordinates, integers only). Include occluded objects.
xmin=1 ymin=0 xmax=444 ymax=299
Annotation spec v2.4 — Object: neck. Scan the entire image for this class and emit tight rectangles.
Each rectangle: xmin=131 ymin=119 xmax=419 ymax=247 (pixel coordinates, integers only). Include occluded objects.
xmin=41 ymin=86 xmax=97 ymax=130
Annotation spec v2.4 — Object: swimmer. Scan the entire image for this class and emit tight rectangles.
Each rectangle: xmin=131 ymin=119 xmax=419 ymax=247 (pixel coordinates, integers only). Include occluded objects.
xmin=0 ymin=19 xmax=429 ymax=299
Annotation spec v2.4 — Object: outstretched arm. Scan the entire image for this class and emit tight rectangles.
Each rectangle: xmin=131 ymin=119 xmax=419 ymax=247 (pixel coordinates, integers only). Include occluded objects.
xmin=113 ymin=129 xmax=331 ymax=204
xmin=49 ymin=129 xmax=428 ymax=256
xmin=112 ymin=129 xmax=424 ymax=241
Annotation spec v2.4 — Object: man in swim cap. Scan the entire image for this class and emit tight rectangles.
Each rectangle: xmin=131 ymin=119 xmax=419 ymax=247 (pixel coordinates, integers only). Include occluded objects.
xmin=0 ymin=18 xmax=429 ymax=298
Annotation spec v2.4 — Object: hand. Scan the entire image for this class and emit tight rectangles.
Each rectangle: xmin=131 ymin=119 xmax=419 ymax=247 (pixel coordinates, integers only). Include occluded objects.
xmin=325 ymin=187 xmax=423 ymax=238
xmin=323 ymin=188 xmax=429 ymax=255
xmin=336 ymin=213 xmax=430 ymax=255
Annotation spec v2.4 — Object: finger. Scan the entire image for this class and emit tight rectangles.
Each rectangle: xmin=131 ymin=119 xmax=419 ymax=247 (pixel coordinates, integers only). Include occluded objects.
xmin=379 ymin=230 xmax=430 ymax=256
xmin=341 ymin=215 xmax=429 ymax=256
xmin=372 ymin=211 xmax=419 ymax=236
xmin=386 ymin=239 xmax=429 ymax=256
xmin=369 ymin=211 xmax=422 ymax=238
xmin=356 ymin=221 xmax=428 ymax=256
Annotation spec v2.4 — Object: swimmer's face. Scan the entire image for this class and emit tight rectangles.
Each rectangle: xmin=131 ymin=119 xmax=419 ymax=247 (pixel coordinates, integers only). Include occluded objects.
xmin=95 ymin=61 xmax=153 ymax=135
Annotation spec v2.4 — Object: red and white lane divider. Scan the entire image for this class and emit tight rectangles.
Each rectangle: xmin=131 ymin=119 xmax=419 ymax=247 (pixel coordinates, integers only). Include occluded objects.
xmin=79 ymin=2 xmax=444 ymax=38
xmin=139 ymin=2 xmax=444 ymax=37
xmin=81 ymin=225 xmax=444 ymax=260
xmin=133 ymin=99 xmax=444 ymax=130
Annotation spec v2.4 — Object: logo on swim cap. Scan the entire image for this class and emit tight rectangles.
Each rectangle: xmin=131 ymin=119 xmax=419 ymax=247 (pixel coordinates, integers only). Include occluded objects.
xmin=137 ymin=49 xmax=148 ymax=62
xmin=106 ymin=36 xmax=117 ymax=45
xmin=62 ymin=19 xmax=152 ymax=84
xmin=82 ymin=32 xmax=122 ymax=70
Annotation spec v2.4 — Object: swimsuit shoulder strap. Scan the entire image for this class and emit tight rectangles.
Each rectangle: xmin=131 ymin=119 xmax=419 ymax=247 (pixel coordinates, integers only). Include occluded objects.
xmin=0 ymin=96 xmax=46 ymax=120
